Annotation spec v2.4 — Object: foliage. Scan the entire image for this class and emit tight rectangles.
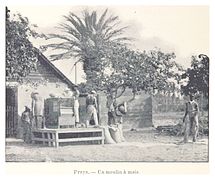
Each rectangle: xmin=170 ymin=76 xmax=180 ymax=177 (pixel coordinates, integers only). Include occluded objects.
xmin=79 ymin=44 xmax=183 ymax=100
xmin=43 ymin=8 xmax=130 ymax=84
xmin=43 ymin=8 xmax=183 ymax=100
xmin=181 ymin=54 xmax=209 ymax=98
xmin=6 ymin=10 xmax=45 ymax=82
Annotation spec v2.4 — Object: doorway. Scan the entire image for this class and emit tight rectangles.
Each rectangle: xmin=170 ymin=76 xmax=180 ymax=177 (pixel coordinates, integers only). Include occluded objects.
xmin=6 ymin=87 xmax=18 ymax=137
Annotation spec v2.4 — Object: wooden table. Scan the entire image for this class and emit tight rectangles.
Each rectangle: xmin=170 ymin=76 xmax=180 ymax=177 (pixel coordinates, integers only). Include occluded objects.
xmin=32 ymin=127 xmax=104 ymax=148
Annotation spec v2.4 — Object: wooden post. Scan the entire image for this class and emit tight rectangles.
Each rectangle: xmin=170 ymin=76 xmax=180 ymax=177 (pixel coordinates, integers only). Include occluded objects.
xmin=31 ymin=132 xmax=35 ymax=144
xmin=51 ymin=133 xmax=55 ymax=147
xmin=55 ymin=132 xmax=59 ymax=148
xmin=101 ymin=129 xmax=104 ymax=145
xmin=47 ymin=133 xmax=51 ymax=147
xmin=42 ymin=132 xmax=45 ymax=145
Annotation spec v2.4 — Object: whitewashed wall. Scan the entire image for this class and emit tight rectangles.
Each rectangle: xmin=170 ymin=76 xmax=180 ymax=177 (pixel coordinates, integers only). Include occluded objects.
xmin=16 ymin=82 xmax=73 ymax=138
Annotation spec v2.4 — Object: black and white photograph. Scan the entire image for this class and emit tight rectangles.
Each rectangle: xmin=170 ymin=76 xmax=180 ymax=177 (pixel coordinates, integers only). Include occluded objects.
xmin=2 ymin=0 xmax=213 ymax=175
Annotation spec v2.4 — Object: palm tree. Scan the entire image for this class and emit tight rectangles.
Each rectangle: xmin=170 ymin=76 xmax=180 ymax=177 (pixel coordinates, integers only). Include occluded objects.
xmin=45 ymin=9 xmax=130 ymax=84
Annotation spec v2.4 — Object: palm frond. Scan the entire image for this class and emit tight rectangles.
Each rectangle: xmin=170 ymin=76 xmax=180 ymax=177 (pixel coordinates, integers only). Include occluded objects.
xmin=83 ymin=10 xmax=93 ymax=33
xmin=49 ymin=52 xmax=71 ymax=61
xmin=49 ymin=49 xmax=80 ymax=61
xmin=102 ymin=21 xmax=120 ymax=36
xmin=63 ymin=14 xmax=86 ymax=37
xmin=104 ymin=26 xmax=128 ymax=40
xmin=57 ymin=23 xmax=81 ymax=40
xmin=112 ymin=37 xmax=132 ymax=42
xmin=46 ymin=33 xmax=82 ymax=51
xmin=101 ymin=15 xmax=119 ymax=30
xmin=46 ymin=41 xmax=80 ymax=51
xmin=68 ymin=12 xmax=85 ymax=28
xmin=91 ymin=11 xmax=97 ymax=29
xmin=48 ymin=33 xmax=73 ymax=42
xmin=44 ymin=7 xmax=131 ymax=76
xmin=97 ymin=9 xmax=108 ymax=30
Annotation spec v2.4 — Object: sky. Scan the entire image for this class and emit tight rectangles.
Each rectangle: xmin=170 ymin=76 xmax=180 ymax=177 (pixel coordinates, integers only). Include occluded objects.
xmin=8 ymin=5 xmax=209 ymax=84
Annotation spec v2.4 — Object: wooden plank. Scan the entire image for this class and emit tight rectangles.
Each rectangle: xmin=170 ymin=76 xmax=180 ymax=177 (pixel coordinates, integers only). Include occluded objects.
xmin=55 ymin=128 xmax=103 ymax=133
xmin=32 ymin=128 xmax=103 ymax=134
xmin=32 ymin=129 xmax=57 ymax=133
xmin=58 ymin=137 xmax=104 ymax=143
xmin=32 ymin=128 xmax=104 ymax=148
xmin=31 ymin=138 xmax=55 ymax=142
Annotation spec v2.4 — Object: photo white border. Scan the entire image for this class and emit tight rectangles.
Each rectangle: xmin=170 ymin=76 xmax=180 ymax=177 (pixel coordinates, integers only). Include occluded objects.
xmin=0 ymin=0 xmax=214 ymax=179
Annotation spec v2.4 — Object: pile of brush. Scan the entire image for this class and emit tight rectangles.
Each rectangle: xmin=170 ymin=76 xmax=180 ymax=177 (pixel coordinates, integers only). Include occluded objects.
xmin=199 ymin=115 xmax=209 ymax=136
xmin=156 ymin=117 xmax=209 ymax=136
xmin=156 ymin=123 xmax=184 ymax=136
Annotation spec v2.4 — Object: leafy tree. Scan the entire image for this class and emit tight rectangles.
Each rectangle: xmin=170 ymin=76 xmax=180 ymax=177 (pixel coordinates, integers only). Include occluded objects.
xmin=6 ymin=8 xmax=44 ymax=82
xmin=78 ymin=44 xmax=183 ymax=102
xmin=43 ymin=9 xmax=130 ymax=85
xmin=181 ymin=54 xmax=209 ymax=98
xmin=43 ymin=8 xmax=182 ymax=101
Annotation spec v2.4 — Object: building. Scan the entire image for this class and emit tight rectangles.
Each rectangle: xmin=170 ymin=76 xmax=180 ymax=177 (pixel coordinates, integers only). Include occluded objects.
xmin=6 ymin=52 xmax=76 ymax=138
xmin=6 ymin=52 xmax=154 ymax=139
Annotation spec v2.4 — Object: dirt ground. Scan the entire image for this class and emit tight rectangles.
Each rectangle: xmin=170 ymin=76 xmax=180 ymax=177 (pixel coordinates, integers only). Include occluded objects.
xmin=5 ymin=127 xmax=208 ymax=162
xmin=5 ymin=112 xmax=208 ymax=162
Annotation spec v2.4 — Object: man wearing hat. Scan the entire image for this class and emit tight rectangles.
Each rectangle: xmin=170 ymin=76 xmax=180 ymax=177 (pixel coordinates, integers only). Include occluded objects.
xmin=72 ymin=87 xmax=80 ymax=127
xmin=31 ymin=92 xmax=44 ymax=129
xmin=182 ymin=94 xmax=199 ymax=143
xmin=86 ymin=90 xmax=98 ymax=126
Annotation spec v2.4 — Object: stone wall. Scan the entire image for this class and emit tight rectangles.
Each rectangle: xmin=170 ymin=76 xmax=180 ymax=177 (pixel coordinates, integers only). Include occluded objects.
xmin=98 ymin=90 xmax=153 ymax=129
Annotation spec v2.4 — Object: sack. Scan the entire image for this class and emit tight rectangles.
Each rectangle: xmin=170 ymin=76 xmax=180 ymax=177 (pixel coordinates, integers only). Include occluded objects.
xmin=89 ymin=119 xmax=95 ymax=125
xmin=109 ymin=126 xmax=122 ymax=143
xmin=117 ymin=124 xmax=125 ymax=142
xmin=102 ymin=126 xmax=116 ymax=144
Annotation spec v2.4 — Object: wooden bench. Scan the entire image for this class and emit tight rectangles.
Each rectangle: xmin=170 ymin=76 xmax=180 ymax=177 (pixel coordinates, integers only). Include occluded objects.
xmin=32 ymin=127 xmax=104 ymax=148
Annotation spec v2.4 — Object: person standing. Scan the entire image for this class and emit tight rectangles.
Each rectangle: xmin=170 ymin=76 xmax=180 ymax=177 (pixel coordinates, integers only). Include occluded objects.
xmin=182 ymin=94 xmax=199 ymax=143
xmin=31 ymin=92 xmax=44 ymax=129
xmin=86 ymin=90 xmax=98 ymax=126
xmin=114 ymin=102 xmax=127 ymax=142
xmin=106 ymin=93 xmax=116 ymax=126
xmin=21 ymin=106 xmax=32 ymax=143
xmin=73 ymin=87 xmax=80 ymax=127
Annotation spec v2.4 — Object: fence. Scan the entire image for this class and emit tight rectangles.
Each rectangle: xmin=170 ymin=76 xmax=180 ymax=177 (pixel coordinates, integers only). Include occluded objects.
xmin=6 ymin=105 xmax=17 ymax=137
xmin=152 ymin=94 xmax=208 ymax=113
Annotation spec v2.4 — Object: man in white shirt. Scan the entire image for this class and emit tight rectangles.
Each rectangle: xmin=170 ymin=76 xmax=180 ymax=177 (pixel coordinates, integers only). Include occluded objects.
xmin=73 ymin=87 xmax=80 ymax=127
